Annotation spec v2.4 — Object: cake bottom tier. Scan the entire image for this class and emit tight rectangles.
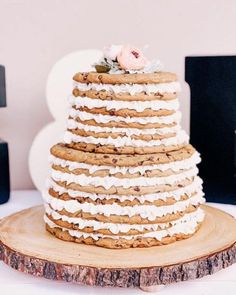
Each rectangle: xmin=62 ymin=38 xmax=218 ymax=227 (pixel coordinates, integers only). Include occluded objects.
xmin=44 ymin=208 xmax=205 ymax=249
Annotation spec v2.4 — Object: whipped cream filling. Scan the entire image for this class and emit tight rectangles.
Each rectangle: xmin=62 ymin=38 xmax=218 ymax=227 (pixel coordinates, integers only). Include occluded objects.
xmin=44 ymin=209 xmax=204 ymax=241
xmin=69 ymin=96 xmax=179 ymax=112
xmin=45 ymin=204 xmax=204 ymax=235
xmin=67 ymin=119 xmax=180 ymax=136
xmin=69 ymin=109 xmax=182 ymax=125
xmin=51 ymin=167 xmax=198 ymax=189
xmin=64 ymin=129 xmax=189 ymax=148
xmin=74 ymin=81 xmax=181 ymax=96
xmin=47 ymin=176 xmax=203 ymax=203
xmin=49 ymin=152 xmax=201 ymax=175
xmin=43 ymin=190 xmax=205 ymax=221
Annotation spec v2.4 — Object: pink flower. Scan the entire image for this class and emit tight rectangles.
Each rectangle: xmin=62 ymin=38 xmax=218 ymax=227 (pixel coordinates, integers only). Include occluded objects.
xmin=103 ymin=45 xmax=122 ymax=61
xmin=117 ymin=45 xmax=148 ymax=71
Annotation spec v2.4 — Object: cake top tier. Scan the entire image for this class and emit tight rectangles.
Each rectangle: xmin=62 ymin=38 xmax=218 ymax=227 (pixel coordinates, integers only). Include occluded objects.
xmin=73 ymin=44 xmax=178 ymax=84
xmin=74 ymin=44 xmax=178 ymax=82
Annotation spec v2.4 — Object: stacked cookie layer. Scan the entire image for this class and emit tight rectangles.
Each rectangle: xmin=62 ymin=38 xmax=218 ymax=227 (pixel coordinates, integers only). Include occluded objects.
xmin=44 ymin=71 xmax=205 ymax=249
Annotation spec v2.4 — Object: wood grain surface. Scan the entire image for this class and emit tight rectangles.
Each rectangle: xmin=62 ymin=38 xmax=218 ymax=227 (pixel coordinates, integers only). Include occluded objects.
xmin=0 ymin=205 xmax=235 ymax=288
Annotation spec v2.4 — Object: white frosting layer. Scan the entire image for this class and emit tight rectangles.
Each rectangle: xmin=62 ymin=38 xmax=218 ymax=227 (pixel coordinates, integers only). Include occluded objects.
xmin=51 ymin=167 xmax=198 ymax=189
xmin=45 ymin=204 xmax=204 ymax=234
xmin=69 ymin=96 xmax=179 ymax=112
xmin=49 ymin=152 xmax=201 ymax=175
xmin=44 ymin=209 xmax=204 ymax=241
xmin=67 ymin=119 xmax=180 ymax=136
xmin=47 ymin=176 xmax=203 ymax=203
xmin=43 ymin=191 xmax=205 ymax=221
xmin=69 ymin=109 xmax=182 ymax=125
xmin=74 ymin=81 xmax=181 ymax=96
xmin=64 ymin=129 xmax=189 ymax=147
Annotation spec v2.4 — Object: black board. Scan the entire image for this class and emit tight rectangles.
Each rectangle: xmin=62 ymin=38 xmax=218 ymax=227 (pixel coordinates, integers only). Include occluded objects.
xmin=0 ymin=140 xmax=10 ymax=204
xmin=185 ymin=56 xmax=236 ymax=204
xmin=0 ymin=66 xmax=6 ymax=107
xmin=0 ymin=65 xmax=10 ymax=204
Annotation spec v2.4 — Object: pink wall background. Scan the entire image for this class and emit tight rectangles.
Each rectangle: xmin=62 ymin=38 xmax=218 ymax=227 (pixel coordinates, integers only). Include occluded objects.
xmin=0 ymin=0 xmax=236 ymax=190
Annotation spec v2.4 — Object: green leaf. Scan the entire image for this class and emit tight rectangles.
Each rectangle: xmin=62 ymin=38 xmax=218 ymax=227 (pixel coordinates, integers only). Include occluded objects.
xmin=95 ymin=64 xmax=111 ymax=73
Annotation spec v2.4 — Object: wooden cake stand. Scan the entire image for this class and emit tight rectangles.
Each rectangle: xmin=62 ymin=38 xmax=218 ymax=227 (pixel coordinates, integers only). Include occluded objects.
xmin=0 ymin=205 xmax=236 ymax=290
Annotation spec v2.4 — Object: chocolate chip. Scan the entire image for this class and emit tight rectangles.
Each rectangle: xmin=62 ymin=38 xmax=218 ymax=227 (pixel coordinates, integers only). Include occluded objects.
xmin=82 ymin=73 xmax=88 ymax=81
xmin=98 ymin=75 xmax=103 ymax=81
xmin=112 ymin=159 xmax=118 ymax=164
xmin=134 ymin=186 xmax=140 ymax=192
xmin=114 ymin=147 xmax=118 ymax=152
xmin=109 ymin=109 xmax=115 ymax=116
xmin=155 ymin=92 xmax=163 ymax=97
xmin=103 ymin=155 xmax=109 ymax=159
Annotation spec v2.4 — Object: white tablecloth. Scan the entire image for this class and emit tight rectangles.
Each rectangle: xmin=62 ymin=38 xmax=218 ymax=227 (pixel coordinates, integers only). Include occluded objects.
xmin=0 ymin=191 xmax=235 ymax=295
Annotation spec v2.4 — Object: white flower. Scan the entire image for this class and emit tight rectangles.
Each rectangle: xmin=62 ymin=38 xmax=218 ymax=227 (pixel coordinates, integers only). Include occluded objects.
xmin=103 ymin=45 xmax=122 ymax=61
xmin=142 ymin=59 xmax=163 ymax=73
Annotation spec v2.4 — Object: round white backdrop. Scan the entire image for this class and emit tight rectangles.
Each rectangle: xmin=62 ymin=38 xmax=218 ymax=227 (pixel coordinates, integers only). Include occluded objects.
xmin=29 ymin=121 xmax=65 ymax=192
xmin=29 ymin=49 xmax=102 ymax=191
xmin=46 ymin=49 xmax=102 ymax=120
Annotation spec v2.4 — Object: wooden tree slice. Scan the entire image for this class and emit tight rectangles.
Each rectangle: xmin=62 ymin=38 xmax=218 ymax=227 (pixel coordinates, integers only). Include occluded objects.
xmin=0 ymin=205 xmax=236 ymax=289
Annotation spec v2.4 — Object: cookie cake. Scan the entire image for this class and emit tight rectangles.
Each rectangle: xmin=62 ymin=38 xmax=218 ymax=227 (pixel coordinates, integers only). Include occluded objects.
xmin=43 ymin=45 xmax=205 ymax=249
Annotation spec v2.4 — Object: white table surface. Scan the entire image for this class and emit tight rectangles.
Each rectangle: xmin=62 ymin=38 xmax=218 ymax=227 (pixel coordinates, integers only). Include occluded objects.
xmin=0 ymin=191 xmax=235 ymax=295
